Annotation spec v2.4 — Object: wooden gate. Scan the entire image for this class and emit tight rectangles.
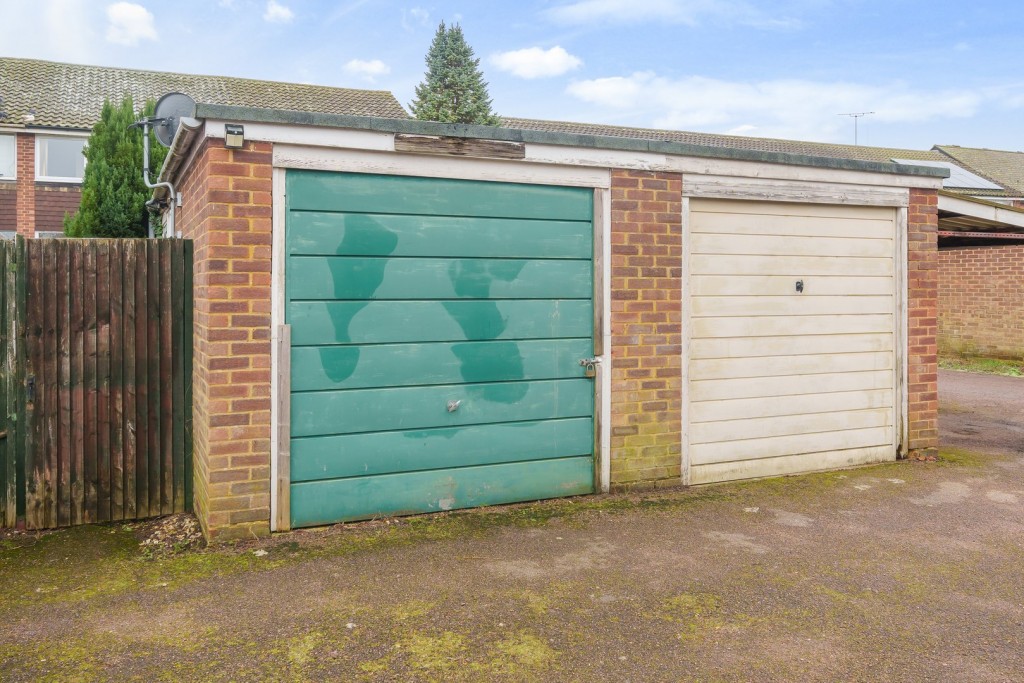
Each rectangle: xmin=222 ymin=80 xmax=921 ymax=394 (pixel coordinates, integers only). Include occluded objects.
xmin=0 ymin=237 xmax=193 ymax=529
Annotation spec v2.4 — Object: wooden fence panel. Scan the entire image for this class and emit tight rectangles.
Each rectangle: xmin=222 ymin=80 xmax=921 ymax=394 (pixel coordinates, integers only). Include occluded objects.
xmin=1 ymin=238 xmax=194 ymax=530
xmin=0 ymin=241 xmax=14 ymax=527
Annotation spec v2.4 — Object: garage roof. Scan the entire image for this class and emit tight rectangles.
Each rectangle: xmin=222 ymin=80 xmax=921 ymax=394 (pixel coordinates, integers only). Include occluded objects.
xmin=185 ymin=103 xmax=951 ymax=180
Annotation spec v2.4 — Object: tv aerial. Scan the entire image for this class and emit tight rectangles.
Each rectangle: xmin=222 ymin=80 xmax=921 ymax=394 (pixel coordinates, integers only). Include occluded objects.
xmin=837 ymin=111 xmax=874 ymax=146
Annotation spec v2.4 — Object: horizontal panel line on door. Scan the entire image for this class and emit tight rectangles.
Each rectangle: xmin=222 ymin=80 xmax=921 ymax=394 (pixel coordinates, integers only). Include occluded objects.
xmin=690 ymin=389 xmax=893 ymax=424
xmin=290 ymin=417 xmax=595 ymax=482
xmin=291 ymin=414 xmax=596 ymax=441
xmin=288 ymin=208 xmax=594 ymax=224
xmin=294 ymin=454 xmax=595 ymax=486
xmin=291 ymin=373 xmax=595 ymax=395
xmin=688 ymin=292 xmax=894 ymax=297
xmin=291 ymin=378 xmax=595 ymax=437
xmin=689 ymin=428 xmax=894 ymax=465
xmin=698 ymin=441 xmax=896 ymax=467
xmin=691 ymin=420 xmax=893 ymax=446
xmin=690 ymin=407 xmax=893 ymax=445
xmin=688 ymin=349 xmax=895 ymax=365
xmin=688 ymin=230 xmax=894 ymax=240
xmin=287 ymin=297 xmax=593 ymax=303
xmin=690 ymin=388 xmax=893 ymax=402
xmin=689 ymin=370 xmax=894 ymax=401
xmin=690 ymin=252 xmax=894 ymax=260
xmin=289 ymin=335 xmax=595 ymax=350
xmin=287 ymin=254 xmax=595 ymax=263
xmin=291 ymin=415 xmax=591 ymax=442
xmin=691 ymin=313 xmax=896 ymax=320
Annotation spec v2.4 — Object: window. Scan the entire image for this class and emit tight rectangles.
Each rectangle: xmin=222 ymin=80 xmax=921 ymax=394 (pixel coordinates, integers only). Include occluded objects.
xmin=36 ymin=135 xmax=87 ymax=182
xmin=0 ymin=135 xmax=14 ymax=180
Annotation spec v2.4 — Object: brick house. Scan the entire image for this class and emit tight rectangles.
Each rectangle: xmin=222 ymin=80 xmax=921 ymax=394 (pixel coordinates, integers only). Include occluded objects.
xmin=0 ymin=57 xmax=407 ymax=238
xmin=928 ymin=147 xmax=1024 ymax=359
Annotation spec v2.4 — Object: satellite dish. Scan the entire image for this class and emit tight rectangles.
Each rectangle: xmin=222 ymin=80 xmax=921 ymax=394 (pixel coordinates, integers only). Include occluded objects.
xmin=152 ymin=92 xmax=196 ymax=147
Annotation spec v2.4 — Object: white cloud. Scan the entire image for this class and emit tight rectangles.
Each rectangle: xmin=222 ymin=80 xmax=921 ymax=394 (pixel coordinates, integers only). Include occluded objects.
xmin=491 ymin=46 xmax=583 ymax=79
xmin=343 ymin=59 xmax=391 ymax=81
xmin=402 ymin=7 xmax=430 ymax=31
xmin=328 ymin=0 xmax=371 ymax=24
xmin=545 ymin=0 xmax=800 ymax=29
xmin=263 ymin=0 xmax=294 ymax=23
xmin=105 ymin=2 xmax=157 ymax=46
xmin=0 ymin=2 xmax=100 ymax=62
xmin=567 ymin=72 xmax=989 ymax=142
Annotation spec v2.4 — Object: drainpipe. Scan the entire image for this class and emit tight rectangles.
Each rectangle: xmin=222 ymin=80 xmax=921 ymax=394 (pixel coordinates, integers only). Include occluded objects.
xmin=137 ymin=116 xmax=201 ymax=238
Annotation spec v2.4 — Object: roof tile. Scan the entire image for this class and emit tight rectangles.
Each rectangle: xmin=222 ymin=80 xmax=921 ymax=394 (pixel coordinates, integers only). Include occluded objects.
xmin=0 ymin=57 xmax=408 ymax=130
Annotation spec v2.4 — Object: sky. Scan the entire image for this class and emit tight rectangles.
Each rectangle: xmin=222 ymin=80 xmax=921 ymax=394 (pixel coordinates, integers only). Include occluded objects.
xmin=2 ymin=0 xmax=1023 ymax=151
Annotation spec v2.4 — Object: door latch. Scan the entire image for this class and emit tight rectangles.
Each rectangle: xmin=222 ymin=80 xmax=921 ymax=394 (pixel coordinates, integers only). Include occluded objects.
xmin=578 ymin=357 xmax=601 ymax=378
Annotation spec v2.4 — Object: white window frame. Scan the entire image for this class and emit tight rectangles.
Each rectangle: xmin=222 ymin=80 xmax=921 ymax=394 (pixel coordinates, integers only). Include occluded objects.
xmin=0 ymin=134 xmax=16 ymax=181
xmin=35 ymin=132 xmax=89 ymax=183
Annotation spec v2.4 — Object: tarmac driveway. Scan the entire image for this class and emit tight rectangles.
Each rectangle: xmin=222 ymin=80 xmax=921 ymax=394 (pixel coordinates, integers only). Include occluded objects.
xmin=1 ymin=369 xmax=1022 ymax=682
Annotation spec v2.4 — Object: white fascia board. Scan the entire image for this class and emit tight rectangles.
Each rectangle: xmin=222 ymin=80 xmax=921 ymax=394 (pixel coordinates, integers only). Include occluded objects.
xmin=204 ymin=120 xmax=943 ymax=191
xmin=939 ymin=193 xmax=1024 ymax=229
xmin=273 ymin=144 xmax=612 ymax=189
xmin=205 ymin=120 xmax=394 ymax=152
xmin=526 ymin=143 xmax=945 ymax=190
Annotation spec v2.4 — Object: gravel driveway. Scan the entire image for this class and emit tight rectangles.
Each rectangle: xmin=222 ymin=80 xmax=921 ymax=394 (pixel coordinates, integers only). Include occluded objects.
xmin=1 ymin=370 xmax=1022 ymax=682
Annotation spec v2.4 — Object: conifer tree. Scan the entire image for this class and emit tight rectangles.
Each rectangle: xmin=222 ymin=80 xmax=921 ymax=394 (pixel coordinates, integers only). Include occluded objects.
xmin=410 ymin=22 xmax=500 ymax=125
xmin=64 ymin=96 xmax=167 ymax=238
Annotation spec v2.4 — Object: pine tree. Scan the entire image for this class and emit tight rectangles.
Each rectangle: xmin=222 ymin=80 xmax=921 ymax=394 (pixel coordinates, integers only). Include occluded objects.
xmin=410 ymin=22 xmax=500 ymax=125
xmin=64 ymin=96 xmax=167 ymax=238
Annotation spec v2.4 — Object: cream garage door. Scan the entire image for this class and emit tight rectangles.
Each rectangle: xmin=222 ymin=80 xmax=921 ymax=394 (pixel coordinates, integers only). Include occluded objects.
xmin=687 ymin=199 xmax=899 ymax=484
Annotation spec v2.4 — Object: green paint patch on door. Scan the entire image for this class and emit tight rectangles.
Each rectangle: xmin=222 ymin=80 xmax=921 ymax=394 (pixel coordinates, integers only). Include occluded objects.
xmin=286 ymin=171 xmax=595 ymax=527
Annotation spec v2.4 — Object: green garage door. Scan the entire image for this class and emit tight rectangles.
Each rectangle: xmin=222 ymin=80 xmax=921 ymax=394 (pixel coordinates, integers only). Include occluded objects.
xmin=286 ymin=171 xmax=596 ymax=528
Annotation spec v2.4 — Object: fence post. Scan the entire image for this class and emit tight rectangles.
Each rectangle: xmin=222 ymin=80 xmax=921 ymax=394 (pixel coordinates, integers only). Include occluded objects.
xmin=0 ymin=240 xmax=12 ymax=527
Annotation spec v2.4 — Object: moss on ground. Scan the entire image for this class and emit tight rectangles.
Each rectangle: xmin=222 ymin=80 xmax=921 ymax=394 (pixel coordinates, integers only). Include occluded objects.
xmin=0 ymin=450 xmax=986 ymax=616
xmin=937 ymin=448 xmax=991 ymax=468
xmin=939 ymin=356 xmax=1024 ymax=377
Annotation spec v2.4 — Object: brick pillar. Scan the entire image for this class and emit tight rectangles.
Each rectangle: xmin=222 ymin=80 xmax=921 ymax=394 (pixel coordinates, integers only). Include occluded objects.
xmin=907 ymin=188 xmax=939 ymax=457
xmin=608 ymin=170 xmax=683 ymax=488
xmin=176 ymin=138 xmax=273 ymax=541
xmin=15 ymin=133 xmax=35 ymax=238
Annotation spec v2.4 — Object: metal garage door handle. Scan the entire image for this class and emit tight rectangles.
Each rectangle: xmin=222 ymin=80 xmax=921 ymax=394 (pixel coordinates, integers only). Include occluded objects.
xmin=447 ymin=400 xmax=462 ymax=413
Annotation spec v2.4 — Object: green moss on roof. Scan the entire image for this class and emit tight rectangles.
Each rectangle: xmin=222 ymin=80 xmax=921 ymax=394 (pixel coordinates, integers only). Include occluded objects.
xmin=934 ymin=145 xmax=1024 ymax=195
xmin=0 ymin=57 xmax=408 ymax=130
xmin=501 ymin=116 xmax=949 ymax=164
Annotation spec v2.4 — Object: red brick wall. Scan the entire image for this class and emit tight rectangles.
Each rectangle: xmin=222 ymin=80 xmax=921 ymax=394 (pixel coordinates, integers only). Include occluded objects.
xmin=175 ymin=137 xmax=273 ymax=541
xmin=0 ymin=184 xmax=15 ymax=233
xmin=938 ymin=244 xmax=1024 ymax=360
xmin=15 ymin=134 xmax=35 ymax=238
xmin=34 ymin=184 xmax=82 ymax=234
xmin=907 ymin=189 xmax=939 ymax=457
xmin=609 ymin=170 xmax=683 ymax=488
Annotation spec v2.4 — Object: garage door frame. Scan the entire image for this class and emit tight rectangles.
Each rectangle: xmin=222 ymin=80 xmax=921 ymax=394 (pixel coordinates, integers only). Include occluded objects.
xmin=680 ymin=180 xmax=910 ymax=484
xmin=268 ymin=149 xmax=613 ymax=531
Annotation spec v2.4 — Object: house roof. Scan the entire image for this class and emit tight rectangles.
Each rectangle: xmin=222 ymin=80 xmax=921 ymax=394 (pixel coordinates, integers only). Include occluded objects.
xmin=934 ymin=145 xmax=1024 ymax=196
xmin=501 ymin=117 xmax=949 ymax=164
xmin=0 ymin=57 xmax=408 ymax=131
